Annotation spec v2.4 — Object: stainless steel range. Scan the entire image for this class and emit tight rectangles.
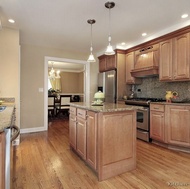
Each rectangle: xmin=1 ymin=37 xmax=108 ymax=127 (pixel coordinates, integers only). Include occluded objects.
xmin=125 ymin=98 xmax=165 ymax=142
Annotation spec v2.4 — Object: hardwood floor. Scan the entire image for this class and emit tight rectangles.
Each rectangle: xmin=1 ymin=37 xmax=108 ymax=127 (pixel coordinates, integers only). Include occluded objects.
xmin=11 ymin=118 xmax=190 ymax=189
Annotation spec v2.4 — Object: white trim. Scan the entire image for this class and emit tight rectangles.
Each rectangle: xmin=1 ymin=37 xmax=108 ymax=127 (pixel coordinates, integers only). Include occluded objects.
xmin=44 ymin=56 xmax=90 ymax=131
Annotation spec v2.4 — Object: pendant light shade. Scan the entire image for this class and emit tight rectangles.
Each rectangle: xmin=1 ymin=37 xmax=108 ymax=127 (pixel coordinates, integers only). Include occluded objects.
xmin=105 ymin=2 xmax=115 ymax=55
xmin=87 ymin=19 xmax=96 ymax=62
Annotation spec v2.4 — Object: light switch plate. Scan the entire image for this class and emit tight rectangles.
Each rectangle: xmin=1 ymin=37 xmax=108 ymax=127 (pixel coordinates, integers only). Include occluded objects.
xmin=39 ymin=88 xmax=43 ymax=92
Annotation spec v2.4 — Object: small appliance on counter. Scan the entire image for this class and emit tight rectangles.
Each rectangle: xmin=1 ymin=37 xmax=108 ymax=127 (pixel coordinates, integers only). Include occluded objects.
xmin=91 ymin=91 xmax=105 ymax=106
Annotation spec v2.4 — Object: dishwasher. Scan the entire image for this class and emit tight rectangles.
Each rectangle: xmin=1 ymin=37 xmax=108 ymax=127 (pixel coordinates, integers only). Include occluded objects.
xmin=5 ymin=125 xmax=20 ymax=189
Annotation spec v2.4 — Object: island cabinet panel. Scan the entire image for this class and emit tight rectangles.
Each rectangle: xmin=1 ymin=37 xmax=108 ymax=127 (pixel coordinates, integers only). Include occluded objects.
xmin=76 ymin=109 xmax=87 ymax=160
xmin=86 ymin=111 xmax=97 ymax=170
xmin=166 ymin=105 xmax=190 ymax=147
xmin=69 ymin=107 xmax=77 ymax=149
xmin=97 ymin=111 xmax=136 ymax=181
xmin=0 ymin=132 xmax=5 ymax=189
xmin=150 ymin=104 xmax=165 ymax=142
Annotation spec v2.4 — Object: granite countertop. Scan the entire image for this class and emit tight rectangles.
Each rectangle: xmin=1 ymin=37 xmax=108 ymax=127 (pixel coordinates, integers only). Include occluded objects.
xmin=0 ymin=104 xmax=15 ymax=133
xmin=69 ymin=102 xmax=143 ymax=112
xmin=150 ymin=102 xmax=190 ymax=105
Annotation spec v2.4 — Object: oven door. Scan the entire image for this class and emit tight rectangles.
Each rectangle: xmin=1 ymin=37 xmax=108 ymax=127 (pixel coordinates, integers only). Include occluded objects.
xmin=136 ymin=107 xmax=149 ymax=131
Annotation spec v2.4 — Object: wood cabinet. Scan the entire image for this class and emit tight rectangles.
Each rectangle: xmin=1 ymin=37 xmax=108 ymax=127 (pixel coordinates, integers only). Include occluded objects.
xmin=159 ymin=33 xmax=190 ymax=81
xmin=98 ymin=55 xmax=116 ymax=72
xmin=69 ymin=107 xmax=97 ymax=166
xmin=0 ymin=132 xmax=5 ymax=189
xmin=69 ymin=107 xmax=77 ymax=149
xmin=69 ymin=104 xmax=136 ymax=181
xmin=125 ymin=52 xmax=142 ymax=84
xmin=150 ymin=104 xmax=165 ymax=142
xmin=76 ymin=108 xmax=87 ymax=160
xmin=166 ymin=105 xmax=190 ymax=147
xmin=98 ymin=50 xmax=127 ymax=100
xmin=86 ymin=111 xmax=97 ymax=170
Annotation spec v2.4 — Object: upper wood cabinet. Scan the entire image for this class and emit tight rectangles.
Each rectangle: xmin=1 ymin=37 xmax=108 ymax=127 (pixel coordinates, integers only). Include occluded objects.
xmin=98 ymin=55 xmax=116 ymax=72
xmin=125 ymin=52 xmax=142 ymax=84
xmin=159 ymin=33 xmax=190 ymax=81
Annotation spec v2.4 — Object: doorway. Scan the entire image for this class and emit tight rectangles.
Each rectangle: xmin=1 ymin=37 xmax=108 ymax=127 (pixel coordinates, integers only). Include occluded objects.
xmin=44 ymin=56 xmax=90 ymax=130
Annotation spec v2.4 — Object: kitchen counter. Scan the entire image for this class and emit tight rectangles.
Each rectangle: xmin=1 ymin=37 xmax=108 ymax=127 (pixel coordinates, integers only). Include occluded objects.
xmin=0 ymin=104 xmax=15 ymax=133
xmin=69 ymin=101 xmax=142 ymax=112
xmin=69 ymin=102 xmax=137 ymax=181
xmin=150 ymin=101 xmax=190 ymax=105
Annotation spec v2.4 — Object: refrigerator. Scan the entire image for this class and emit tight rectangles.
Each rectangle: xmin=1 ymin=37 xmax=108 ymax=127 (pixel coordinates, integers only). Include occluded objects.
xmin=98 ymin=70 xmax=117 ymax=103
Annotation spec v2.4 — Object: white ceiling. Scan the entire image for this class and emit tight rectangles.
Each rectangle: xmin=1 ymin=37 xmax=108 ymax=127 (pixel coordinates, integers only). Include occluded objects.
xmin=1 ymin=0 xmax=190 ymax=69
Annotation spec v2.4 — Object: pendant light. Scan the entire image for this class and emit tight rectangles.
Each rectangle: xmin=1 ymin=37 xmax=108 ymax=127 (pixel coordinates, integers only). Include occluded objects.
xmin=87 ymin=19 xmax=96 ymax=62
xmin=105 ymin=2 xmax=115 ymax=55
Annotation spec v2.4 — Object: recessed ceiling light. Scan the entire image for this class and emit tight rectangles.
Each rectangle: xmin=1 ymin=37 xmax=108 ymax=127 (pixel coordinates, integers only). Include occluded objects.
xmin=181 ymin=14 xmax=188 ymax=18
xmin=8 ymin=19 xmax=15 ymax=23
xmin=121 ymin=42 xmax=126 ymax=45
xmin=142 ymin=33 xmax=147 ymax=37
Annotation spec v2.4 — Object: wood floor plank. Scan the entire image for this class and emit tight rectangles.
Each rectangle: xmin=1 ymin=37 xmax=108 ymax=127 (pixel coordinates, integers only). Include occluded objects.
xmin=11 ymin=118 xmax=190 ymax=189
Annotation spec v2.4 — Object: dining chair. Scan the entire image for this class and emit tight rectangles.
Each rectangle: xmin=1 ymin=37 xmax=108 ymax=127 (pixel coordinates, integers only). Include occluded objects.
xmin=48 ymin=96 xmax=55 ymax=117
xmin=56 ymin=96 xmax=71 ymax=116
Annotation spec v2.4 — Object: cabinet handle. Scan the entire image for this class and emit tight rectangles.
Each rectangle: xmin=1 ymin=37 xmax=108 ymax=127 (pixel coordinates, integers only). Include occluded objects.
xmin=153 ymin=107 xmax=159 ymax=109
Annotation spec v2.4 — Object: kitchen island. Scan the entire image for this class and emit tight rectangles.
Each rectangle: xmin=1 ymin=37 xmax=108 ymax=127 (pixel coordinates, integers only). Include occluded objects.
xmin=69 ymin=102 xmax=137 ymax=181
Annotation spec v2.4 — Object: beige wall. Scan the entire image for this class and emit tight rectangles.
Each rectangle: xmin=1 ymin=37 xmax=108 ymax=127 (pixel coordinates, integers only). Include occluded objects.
xmin=21 ymin=44 xmax=98 ymax=130
xmin=0 ymin=28 xmax=20 ymax=128
xmin=60 ymin=71 xmax=84 ymax=93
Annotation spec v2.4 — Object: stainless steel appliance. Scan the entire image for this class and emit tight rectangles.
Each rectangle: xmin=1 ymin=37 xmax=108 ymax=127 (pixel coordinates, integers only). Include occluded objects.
xmin=98 ymin=70 xmax=116 ymax=103
xmin=125 ymin=98 xmax=164 ymax=142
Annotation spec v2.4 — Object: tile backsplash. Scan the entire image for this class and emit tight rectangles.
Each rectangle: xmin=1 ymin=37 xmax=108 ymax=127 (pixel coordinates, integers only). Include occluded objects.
xmin=133 ymin=77 xmax=190 ymax=100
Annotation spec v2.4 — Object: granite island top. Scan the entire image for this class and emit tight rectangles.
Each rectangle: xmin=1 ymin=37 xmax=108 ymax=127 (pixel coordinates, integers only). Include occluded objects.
xmin=69 ymin=102 xmax=143 ymax=112
xmin=0 ymin=103 xmax=15 ymax=133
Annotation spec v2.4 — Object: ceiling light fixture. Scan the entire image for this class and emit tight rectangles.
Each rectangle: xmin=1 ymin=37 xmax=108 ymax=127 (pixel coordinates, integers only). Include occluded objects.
xmin=49 ymin=62 xmax=60 ymax=80
xmin=8 ymin=19 xmax=15 ymax=23
xmin=105 ymin=1 xmax=115 ymax=55
xmin=142 ymin=33 xmax=147 ymax=37
xmin=87 ymin=19 xmax=96 ymax=62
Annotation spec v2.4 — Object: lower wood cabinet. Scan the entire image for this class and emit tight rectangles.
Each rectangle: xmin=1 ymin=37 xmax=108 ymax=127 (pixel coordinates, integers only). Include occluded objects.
xmin=150 ymin=104 xmax=165 ymax=142
xmin=69 ymin=107 xmax=97 ymax=169
xmin=166 ymin=105 xmax=190 ymax=147
xmin=150 ymin=103 xmax=190 ymax=150
xmin=0 ymin=132 xmax=5 ymax=189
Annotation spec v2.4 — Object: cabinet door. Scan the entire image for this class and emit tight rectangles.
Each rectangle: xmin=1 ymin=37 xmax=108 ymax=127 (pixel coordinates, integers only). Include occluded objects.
xmin=76 ymin=117 xmax=87 ymax=160
xmin=126 ymin=52 xmax=141 ymax=84
xmin=69 ymin=113 xmax=77 ymax=149
xmin=106 ymin=55 xmax=116 ymax=71
xmin=150 ymin=111 xmax=165 ymax=142
xmin=166 ymin=105 xmax=190 ymax=147
xmin=0 ymin=133 xmax=5 ymax=189
xmin=173 ymin=33 xmax=190 ymax=80
xmin=159 ymin=39 xmax=173 ymax=81
xmin=99 ymin=57 xmax=107 ymax=72
xmin=86 ymin=111 xmax=97 ymax=170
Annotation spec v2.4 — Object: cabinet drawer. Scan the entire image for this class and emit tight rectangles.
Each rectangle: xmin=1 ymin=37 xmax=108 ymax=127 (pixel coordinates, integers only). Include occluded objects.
xmin=77 ymin=108 xmax=87 ymax=119
xmin=70 ymin=107 xmax=76 ymax=115
xmin=150 ymin=104 xmax=165 ymax=112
